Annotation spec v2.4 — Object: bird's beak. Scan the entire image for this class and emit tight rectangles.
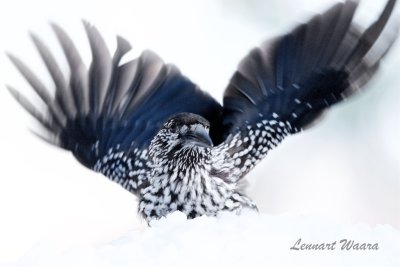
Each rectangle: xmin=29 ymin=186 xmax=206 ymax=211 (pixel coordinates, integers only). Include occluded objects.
xmin=183 ymin=125 xmax=213 ymax=147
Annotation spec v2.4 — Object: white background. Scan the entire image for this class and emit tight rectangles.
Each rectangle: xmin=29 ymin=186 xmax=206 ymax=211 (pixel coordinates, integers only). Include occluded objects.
xmin=0 ymin=0 xmax=399 ymax=263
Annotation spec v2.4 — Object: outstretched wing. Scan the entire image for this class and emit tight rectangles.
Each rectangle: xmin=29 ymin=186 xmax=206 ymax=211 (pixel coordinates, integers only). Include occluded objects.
xmin=8 ymin=21 xmax=222 ymax=195
xmin=220 ymin=0 xmax=398 ymax=180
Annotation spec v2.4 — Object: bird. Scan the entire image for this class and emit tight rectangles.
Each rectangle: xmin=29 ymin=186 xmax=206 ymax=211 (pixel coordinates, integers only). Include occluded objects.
xmin=7 ymin=0 xmax=398 ymax=223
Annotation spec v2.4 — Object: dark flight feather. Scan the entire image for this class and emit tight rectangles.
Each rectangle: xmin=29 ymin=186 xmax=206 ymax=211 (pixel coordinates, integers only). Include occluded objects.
xmin=223 ymin=0 xmax=397 ymax=135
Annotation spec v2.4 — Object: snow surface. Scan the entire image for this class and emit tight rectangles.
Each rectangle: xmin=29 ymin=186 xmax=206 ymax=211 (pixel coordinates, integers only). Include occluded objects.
xmin=4 ymin=211 xmax=400 ymax=267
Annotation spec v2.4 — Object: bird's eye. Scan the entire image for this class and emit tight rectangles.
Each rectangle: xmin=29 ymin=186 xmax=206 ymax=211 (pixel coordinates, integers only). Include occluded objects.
xmin=166 ymin=121 xmax=178 ymax=131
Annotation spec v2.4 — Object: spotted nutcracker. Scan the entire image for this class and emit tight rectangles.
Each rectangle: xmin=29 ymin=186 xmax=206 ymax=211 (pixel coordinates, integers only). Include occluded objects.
xmin=7 ymin=0 xmax=398 ymax=222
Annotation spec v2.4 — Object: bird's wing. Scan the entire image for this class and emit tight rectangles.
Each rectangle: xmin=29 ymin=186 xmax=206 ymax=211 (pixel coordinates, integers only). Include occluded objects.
xmin=8 ymin=21 xmax=222 ymax=195
xmin=219 ymin=0 xmax=398 ymax=180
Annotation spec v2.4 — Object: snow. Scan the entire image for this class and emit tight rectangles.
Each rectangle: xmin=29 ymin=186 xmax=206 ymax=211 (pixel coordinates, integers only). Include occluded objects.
xmin=4 ymin=211 xmax=400 ymax=267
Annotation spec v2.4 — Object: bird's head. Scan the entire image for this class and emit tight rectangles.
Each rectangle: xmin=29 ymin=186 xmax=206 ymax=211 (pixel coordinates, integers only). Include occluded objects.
xmin=149 ymin=113 xmax=213 ymax=163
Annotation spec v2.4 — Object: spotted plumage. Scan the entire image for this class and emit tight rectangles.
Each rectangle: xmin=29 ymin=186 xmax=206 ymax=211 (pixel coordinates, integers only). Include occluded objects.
xmin=7 ymin=0 xmax=398 ymax=223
